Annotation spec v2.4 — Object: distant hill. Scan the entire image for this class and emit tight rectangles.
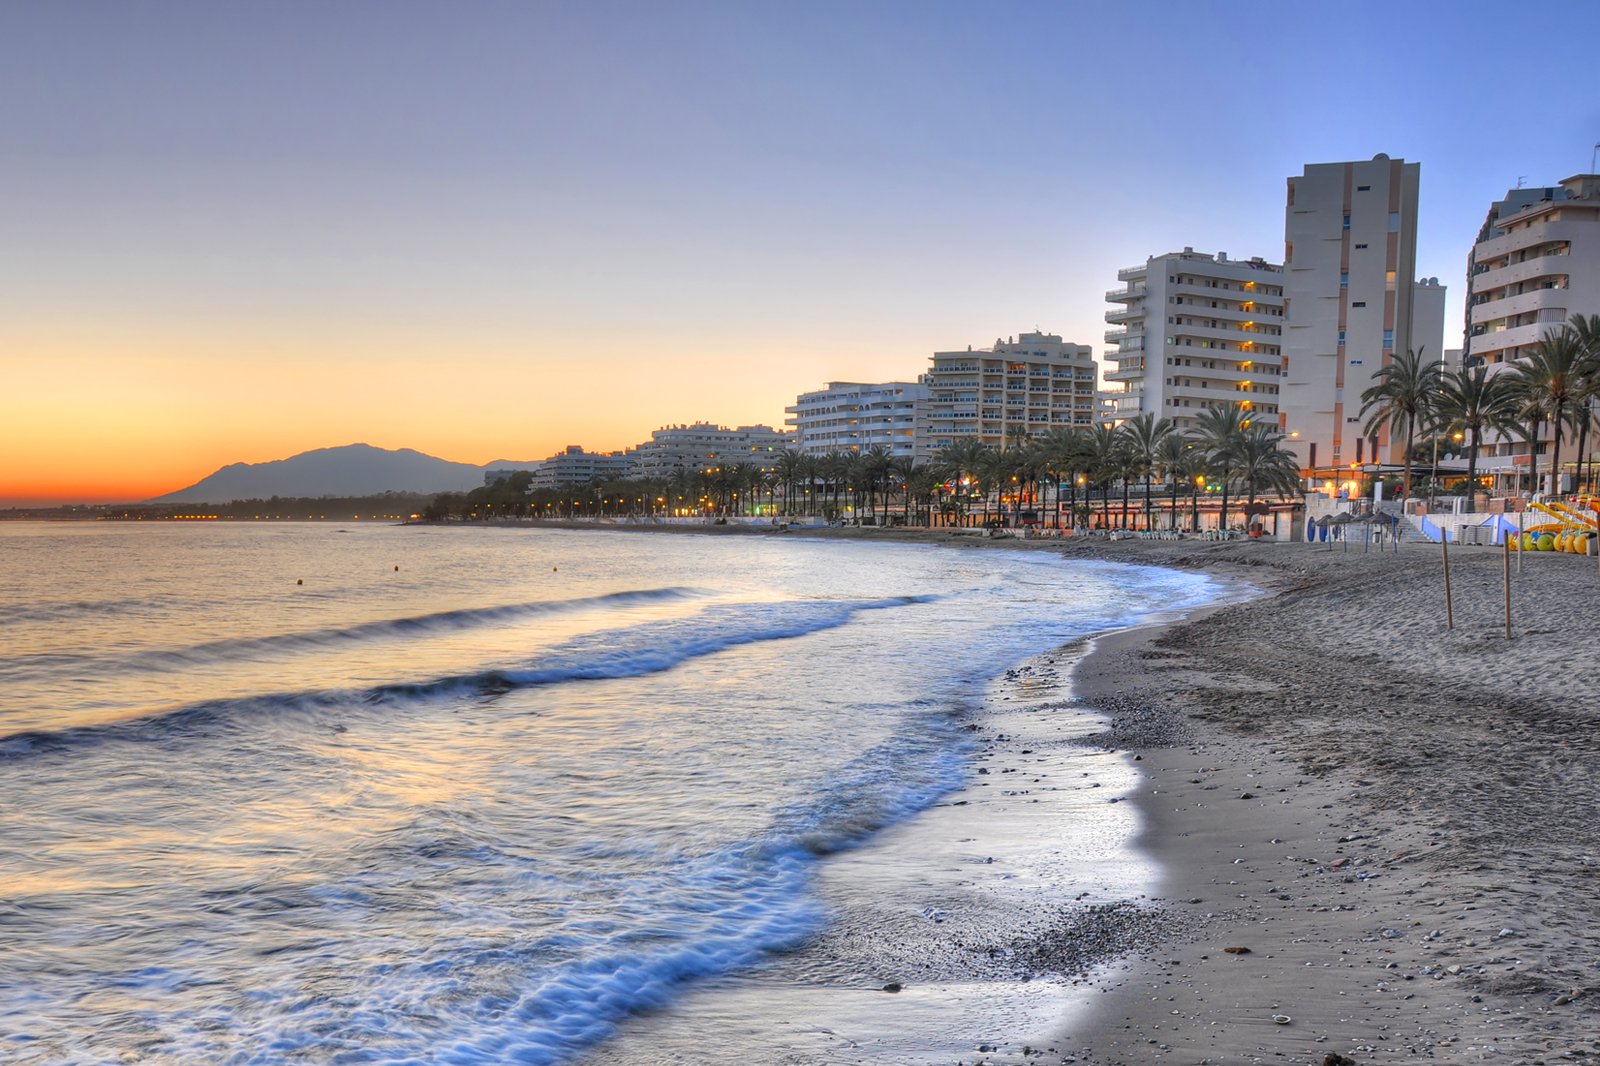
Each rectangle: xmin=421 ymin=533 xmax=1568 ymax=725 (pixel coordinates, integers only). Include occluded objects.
xmin=148 ymin=444 xmax=523 ymax=504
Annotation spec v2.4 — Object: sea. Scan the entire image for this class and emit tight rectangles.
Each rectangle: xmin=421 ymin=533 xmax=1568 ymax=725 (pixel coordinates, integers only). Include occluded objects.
xmin=0 ymin=522 xmax=1221 ymax=1065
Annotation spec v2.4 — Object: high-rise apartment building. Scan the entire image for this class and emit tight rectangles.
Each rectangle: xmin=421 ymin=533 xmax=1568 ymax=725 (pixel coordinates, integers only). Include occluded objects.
xmin=785 ymin=381 xmax=929 ymax=457
xmin=627 ymin=423 xmax=791 ymax=480
xmin=1100 ymin=249 xmax=1286 ymax=431
xmin=1464 ymin=173 xmax=1600 ymax=488
xmin=1465 ymin=175 xmax=1600 ymax=367
xmin=917 ymin=332 xmax=1096 ymax=459
xmin=527 ymin=445 xmax=631 ymax=490
xmin=1281 ymin=155 xmax=1426 ymax=475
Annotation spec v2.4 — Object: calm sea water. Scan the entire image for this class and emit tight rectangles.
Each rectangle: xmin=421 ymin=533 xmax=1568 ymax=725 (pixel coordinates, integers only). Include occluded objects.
xmin=0 ymin=522 xmax=1218 ymax=1064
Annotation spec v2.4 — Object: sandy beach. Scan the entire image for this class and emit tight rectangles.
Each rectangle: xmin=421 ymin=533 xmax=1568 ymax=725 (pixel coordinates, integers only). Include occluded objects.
xmin=443 ymin=520 xmax=1600 ymax=1063
xmin=1042 ymin=537 xmax=1600 ymax=1066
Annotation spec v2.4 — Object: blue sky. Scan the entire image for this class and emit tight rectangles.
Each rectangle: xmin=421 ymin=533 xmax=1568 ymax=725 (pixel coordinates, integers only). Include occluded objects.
xmin=3 ymin=0 xmax=1598 ymax=500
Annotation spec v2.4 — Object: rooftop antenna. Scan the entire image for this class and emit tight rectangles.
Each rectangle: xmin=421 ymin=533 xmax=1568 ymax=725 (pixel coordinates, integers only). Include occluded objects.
xmin=1516 ymin=175 xmax=1527 ymax=189
xmin=1592 ymin=142 xmax=1599 ymax=173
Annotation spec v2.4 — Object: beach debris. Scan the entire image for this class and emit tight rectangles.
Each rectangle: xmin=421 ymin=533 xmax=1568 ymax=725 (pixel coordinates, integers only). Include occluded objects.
xmin=1272 ymin=1013 xmax=1292 ymax=1025
xmin=880 ymin=982 xmax=902 ymax=993
xmin=1223 ymin=945 xmax=1251 ymax=954
xmin=1381 ymin=928 xmax=1403 ymax=939
xmin=920 ymin=906 xmax=949 ymax=923
xmin=1321 ymin=1054 xmax=1357 ymax=1066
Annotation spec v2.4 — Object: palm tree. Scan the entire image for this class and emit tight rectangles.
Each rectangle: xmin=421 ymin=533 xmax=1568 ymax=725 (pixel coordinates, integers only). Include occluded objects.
xmin=1194 ymin=403 xmax=1250 ymax=532
xmin=888 ymin=454 xmax=916 ymax=523
xmin=1235 ymin=423 xmax=1303 ymax=506
xmin=1564 ymin=313 xmax=1600 ymax=494
xmin=819 ymin=450 xmax=851 ymax=518
xmin=774 ymin=448 xmax=802 ymax=515
xmin=1120 ymin=412 xmax=1175 ymax=531
xmin=1435 ymin=363 xmax=1522 ymax=511
xmin=1083 ymin=424 xmax=1122 ymax=528
xmin=1155 ymin=431 xmax=1196 ymax=531
xmin=1358 ymin=346 xmax=1442 ymax=502
xmin=904 ymin=464 xmax=939 ymax=526
xmin=935 ymin=437 xmax=989 ymax=526
xmin=858 ymin=445 xmax=893 ymax=522
xmin=975 ymin=446 xmax=1018 ymax=526
xmin=1511 ymin=328 xmax=1589 ymax=496
xmin=1034 ymin=427 xmax=1084 ymax=528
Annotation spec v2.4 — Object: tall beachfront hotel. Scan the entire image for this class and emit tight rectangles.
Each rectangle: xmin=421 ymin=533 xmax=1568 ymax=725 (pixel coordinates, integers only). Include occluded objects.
xmin=916 ymin=332 xmax=1097 ymax=460
xmin=1099 ymin=248 xmax=1286 ymax=431
xmin=1464 ymin=174 xmax=1600 ymax=492
xmin=786 ymin=381 xmax=929 ymax=457
xmin=1280 ymin=155 xmax=1445 ymax=477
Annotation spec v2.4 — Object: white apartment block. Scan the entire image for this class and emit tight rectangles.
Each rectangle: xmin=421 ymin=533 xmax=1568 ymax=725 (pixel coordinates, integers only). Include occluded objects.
xmin=1281 ymin=155 xmax=1436 ymax=475
xmin=785 ymin=381 xmax=929 ymax=457
xmin=527 ymin=445 xmax=631 ymax=490
xmin=917 ymin=332 xmax=1097 ymax=459
xmin=1100 ymin=249 xmax=1286 ymax=431
xmin=1465 ymin=174 xmax=1600 ymax=488
xmin=627 ymin=423 xmax=792 ymax=480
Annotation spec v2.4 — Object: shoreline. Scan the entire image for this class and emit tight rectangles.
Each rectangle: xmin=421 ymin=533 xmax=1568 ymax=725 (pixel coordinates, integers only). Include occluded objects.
xmin=419 ymin=521 xmax=1600 ymax=1061
xmin=1051 ymin=539 xmax=1600 ymax=1066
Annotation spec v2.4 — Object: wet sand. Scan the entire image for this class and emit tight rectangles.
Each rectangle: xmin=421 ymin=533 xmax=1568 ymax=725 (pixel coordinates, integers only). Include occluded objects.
xmin=446 ymin=521 xmax=1600 ymax=1063
xmin=1049 ymin=538 xmax=1600 ymax=1066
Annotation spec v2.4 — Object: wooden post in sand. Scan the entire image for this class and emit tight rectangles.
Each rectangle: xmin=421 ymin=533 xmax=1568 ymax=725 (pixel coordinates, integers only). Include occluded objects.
xmin=1440 ymin=529 xmax=1454 ymax=630
xmin=1503 ymin=527 xmax=1513 ymax=639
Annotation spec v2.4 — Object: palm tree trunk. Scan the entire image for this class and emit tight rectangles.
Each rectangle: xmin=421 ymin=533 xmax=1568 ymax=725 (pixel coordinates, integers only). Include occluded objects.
xmin=1550 ymin=408 xmax=1565 ymax=497
xmin=1466 ymin=427 xmax=1480 ymax=513
xmin=1402 ymin=422 xmax=1415 ymax=502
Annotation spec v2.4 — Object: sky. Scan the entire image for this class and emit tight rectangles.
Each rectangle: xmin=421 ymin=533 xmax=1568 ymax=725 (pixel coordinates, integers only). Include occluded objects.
xmin=4 ymin=0 xmax=1598 ymax=505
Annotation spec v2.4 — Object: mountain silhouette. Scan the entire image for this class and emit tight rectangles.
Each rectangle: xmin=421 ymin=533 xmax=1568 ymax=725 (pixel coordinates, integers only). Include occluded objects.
xmin=147 ymin=444 xmax=521 ymax=503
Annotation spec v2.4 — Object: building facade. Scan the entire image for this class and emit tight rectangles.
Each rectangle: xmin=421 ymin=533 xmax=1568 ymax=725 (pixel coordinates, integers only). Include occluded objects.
xmin=1464 ymin=173 xmax=1600 ymax=489
xmin=1281 ymin=155 xmax=1426 ymax=476
xmin=917 ymin=332 xmax=1097 ymax=459
xmin=785 ymin=381 xmax=928 ymax=457
xmin=627 ymin=423 xmax=792 ymax=480
xmin=527 ymin=445 xmax=631 ymax=491
xmin=1100 ymin=249 xmax=1286 ymax=431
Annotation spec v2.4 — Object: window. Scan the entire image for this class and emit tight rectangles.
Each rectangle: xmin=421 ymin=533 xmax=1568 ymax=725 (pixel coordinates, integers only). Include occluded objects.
xmin=1340 ymin=272 xmax=1349 ymax=288
xmin=1357 ymin=184 xmax=1371 ymax=192
xmin=1383 ymin=329 xmax=1394 ymax=349
xmin=1338 ymin=330 xmax=1346 ymax=346
xmin=1354 ymin=242 xmax=1368 ymax=250
xmin=1342 ymin=213 xmax=1351 ymax=230
xmin=1352 ymin=300 xmax=1366 ymax=308
xmin=1388 ymin=212 xmax=1400 ymax=232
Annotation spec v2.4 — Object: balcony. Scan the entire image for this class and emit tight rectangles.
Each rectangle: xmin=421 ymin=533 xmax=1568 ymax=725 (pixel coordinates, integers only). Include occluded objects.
xmin=1474 ymin=219 xmax=1588 ymax=262
xmin=1471 ymin=254 xmax=1572 ymax=299
xmin=1105 ymin=306 xmax=1141 ymax=324
xmin=1117 ymin=263 xmax=1149 ymax=281
xmin=1106 ymin=285 xmax=1147 ymax=302
xmin=1469 ymin=287 xmax=1572 ymax=326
